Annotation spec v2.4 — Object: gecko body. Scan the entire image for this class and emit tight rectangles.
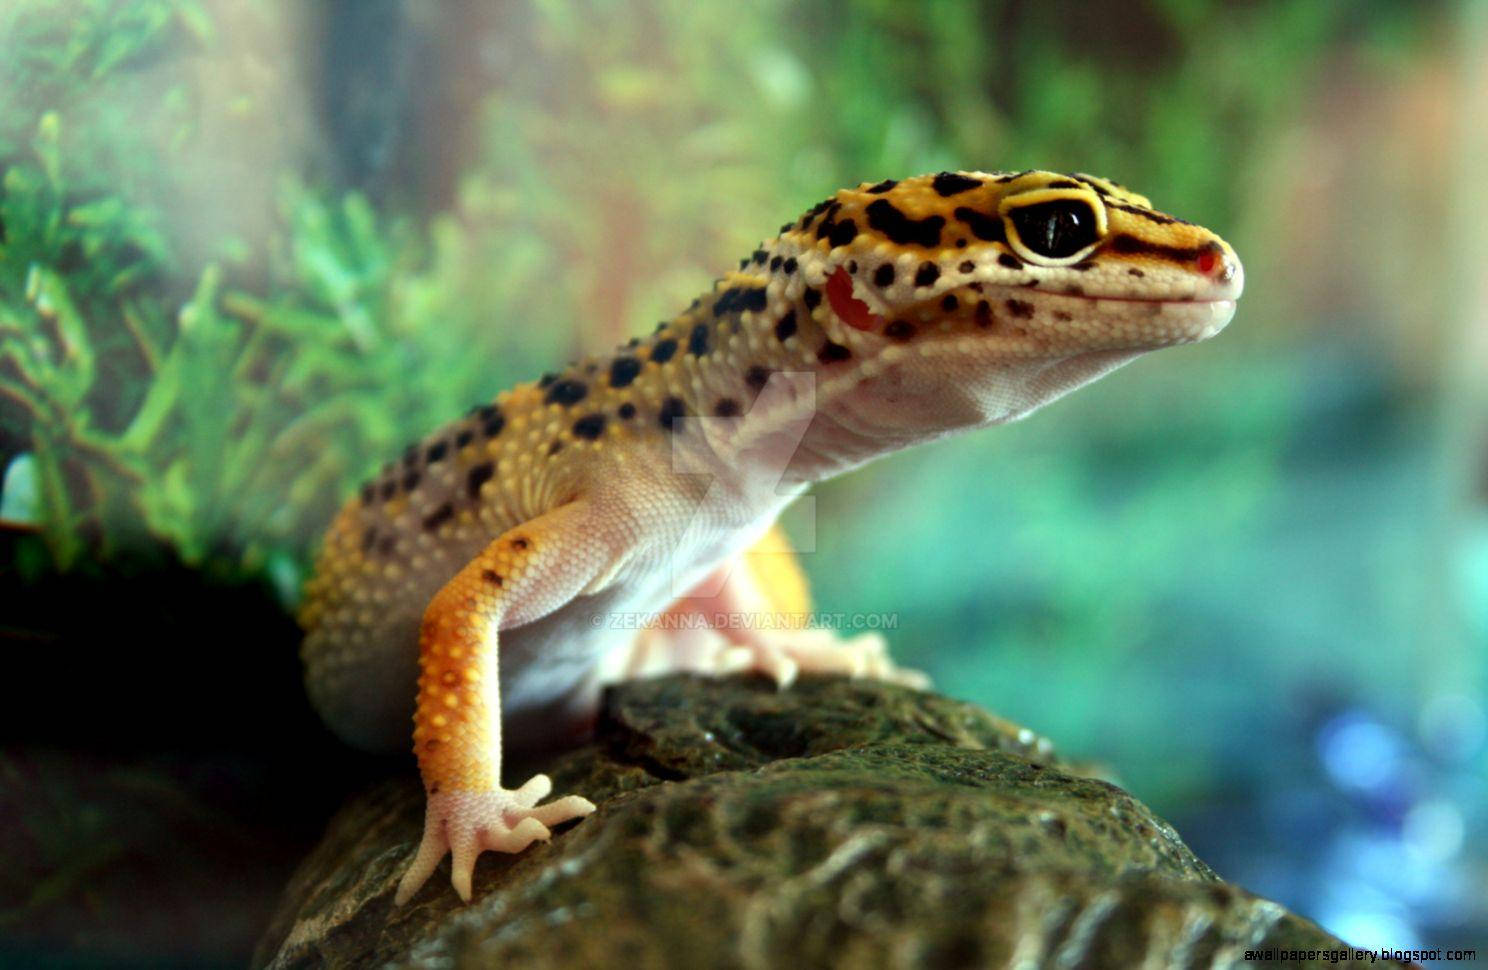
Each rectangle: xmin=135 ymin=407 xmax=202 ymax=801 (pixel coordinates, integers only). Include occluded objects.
xmin=299 ymin=170 xmax=1243 ymax=903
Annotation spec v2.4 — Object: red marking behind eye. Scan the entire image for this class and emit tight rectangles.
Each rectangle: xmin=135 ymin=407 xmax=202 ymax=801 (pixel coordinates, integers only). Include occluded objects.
xmin=826 ymin=267 xmax=883 ymax=331
xmin=1196 ymin=249 xmax=1218 ymax=274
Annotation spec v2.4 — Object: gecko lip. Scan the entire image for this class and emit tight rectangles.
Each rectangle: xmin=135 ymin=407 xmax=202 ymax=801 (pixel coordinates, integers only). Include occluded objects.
xmin=1067 ymin=295 xmax=1237 ymax=306
xmin=1024 ymin=285 xmax=1241 ymax=307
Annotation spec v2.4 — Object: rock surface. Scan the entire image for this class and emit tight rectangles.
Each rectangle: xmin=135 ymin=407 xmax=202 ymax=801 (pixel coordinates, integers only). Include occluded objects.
xmin=254 ymin=675 xmax=1399 ymax=969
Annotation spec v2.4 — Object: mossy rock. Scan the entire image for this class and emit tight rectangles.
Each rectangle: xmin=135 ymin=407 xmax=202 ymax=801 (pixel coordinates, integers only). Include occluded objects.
xmin=254 ymin=675 xmax=1395 ymax=969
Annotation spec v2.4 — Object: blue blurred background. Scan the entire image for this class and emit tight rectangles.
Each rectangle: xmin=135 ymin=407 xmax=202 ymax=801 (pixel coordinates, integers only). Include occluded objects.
xmin=1 ymin=0 xmax=1483 ymax=965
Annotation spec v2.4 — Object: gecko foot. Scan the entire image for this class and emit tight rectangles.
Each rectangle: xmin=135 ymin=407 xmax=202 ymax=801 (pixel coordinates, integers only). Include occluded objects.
xmin=393 ymin=775 xmax=596 ymax=905
xmin=715 ymin=629 xmax=932 ymax=691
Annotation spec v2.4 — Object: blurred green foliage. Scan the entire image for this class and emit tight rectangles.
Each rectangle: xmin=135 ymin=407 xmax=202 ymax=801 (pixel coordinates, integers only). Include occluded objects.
xmin=0 ymin=1 xmax=554 ymax=578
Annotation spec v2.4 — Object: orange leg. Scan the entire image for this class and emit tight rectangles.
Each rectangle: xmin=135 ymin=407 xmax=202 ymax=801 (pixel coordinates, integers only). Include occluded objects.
xmin=395 ymin=503 xmax=606 ymax=905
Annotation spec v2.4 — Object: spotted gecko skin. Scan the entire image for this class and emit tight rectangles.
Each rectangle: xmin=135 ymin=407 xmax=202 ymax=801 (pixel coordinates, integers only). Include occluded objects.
xmin=298 ymin=170 xmax=1244 ymax=904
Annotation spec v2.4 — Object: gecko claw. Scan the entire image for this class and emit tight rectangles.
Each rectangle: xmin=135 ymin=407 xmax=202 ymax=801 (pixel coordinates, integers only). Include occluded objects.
xmin=393 ymin=781 xmax=596 ymax=905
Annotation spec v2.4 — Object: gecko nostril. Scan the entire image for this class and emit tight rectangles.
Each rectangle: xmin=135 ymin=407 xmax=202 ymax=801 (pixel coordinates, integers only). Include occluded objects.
xmin=1196 ymin=245 xmax=1235 ymax=281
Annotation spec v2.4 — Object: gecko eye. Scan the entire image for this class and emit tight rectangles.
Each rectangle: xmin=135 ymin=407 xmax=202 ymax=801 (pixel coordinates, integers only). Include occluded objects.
xmin=1005 ymin=199 xmax=1101 ymax=261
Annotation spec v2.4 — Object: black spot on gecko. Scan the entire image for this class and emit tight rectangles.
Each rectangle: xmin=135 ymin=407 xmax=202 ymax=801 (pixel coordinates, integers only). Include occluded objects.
xmin=866 ymin=199 xmax=944 ymax=248
xmin=483 ymin=412 xmax=505 ymax=438
xmin=975 ymin=301 xmax=993 ymax=327
xmin=745 ymin=365 xmax=771 ymax=388
xmin=752 ymin=249 xmax=768 ymax=265
xmin=1045 ymin=178 xmax=1082 ymax=189
xmin=940 ymin=294 xmax=958 ymax=311
xmin=959 ymin=260 xmax=976 ymax=273
xmin=1065 ymin=284 xmax=1085 ymax=296
xmin=774 ymin=311 xmax=797 ymax=341
xmin=402 ymin=470 xmax=420 ymax=492
xmin=1071 ymin=261 xmax=1095 ymax=272
xmin=770 ymin=255 xmax=782 ymax=271
xmin=467 ymin=462 xmax=494 ymax=499
xmin=539 ymin=373 xmax=558 ymax=388
xmin=1053 ymin=310 xmax=1073 ymax=322
xmin=953 ymin=206 xmax=1004 ymax=243
xmin=481 ymin=569 xmax=504 ymax=587
xmin=659 ymin=396 xmax=688 ymax=431
xmin=873 ymin=264 xmax=895 ymax=287
xmin=380 ymin=481 xmax=396 ymax=501
xmin=511 ymin=536 xmax=530 ymax=550
xmin=548 ymin=441 xmax=564 ymax=456
xmin=360 ymin=483 xmax=374 ymax=504
xmin=797 ymin=198 xmax=834 ymax=230
xmin=688 ymin=323 xmax=710 ymax=356
xmin=714 ymin=287 xmax=768 ymax=316
xmin=618 ymin=402 xmax=637 ymax=419
xmin=1005 ymin=299 xmax=1035 ymax=319
xmin=818 ymin=340 xmax=852 ymax=363
xmin=422 ymin=503 xmax=454 ymax=531
xmin=651 ymin=338 xmax=678 ymax=363
xmin=1127 ymin=267 xmax=1145 ymax=277
xmin=914 ymin=262 xmax=940 ymax=287
xmin=884 ymin=320 xmax=915 ymax=341
xmin=827 ymin=218 xmax=859 ymax=248
xmin=932 ymin=171 xmax=983 ymax=196
xmin=866 ymin=178 xmax=897 ymax=193
xmin=425 ymin=441 xmax=449 ymax=464
xmin=714 ymin=398 xmax=740 ymax=417
xmin=782 ymin=257 xmax=798 ymax=274
xmin=1069 ymin=174 xmax=1115 ymax=198
xmin=455 ymin=429 xmax=474 ymax=448
xmin=544 ymin=379 xmax=588 ymax=406
xmin=1109 ymin=235 xmax=1216 ymax=262
xmin=1108 ymin=202 xmax=1188 ymax=226
xmin=609 ymin=356 xmax=641 ymax=388
xmin=803 ymin=288 xmax=821 ymax=310
xmin=997 ymin=253 xmax=1022 ymax=270
xmin=572 ymin=414 xmax=607 ymax=439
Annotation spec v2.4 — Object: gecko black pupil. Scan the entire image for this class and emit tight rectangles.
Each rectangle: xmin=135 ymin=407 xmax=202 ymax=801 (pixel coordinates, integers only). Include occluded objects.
xmin=1008 ymin=200 xmax=1098 ymax=259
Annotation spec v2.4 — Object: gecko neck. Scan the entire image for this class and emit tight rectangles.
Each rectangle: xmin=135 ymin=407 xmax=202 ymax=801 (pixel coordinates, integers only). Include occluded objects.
xmin=777 ymin=341 xmax=1147 ymax=486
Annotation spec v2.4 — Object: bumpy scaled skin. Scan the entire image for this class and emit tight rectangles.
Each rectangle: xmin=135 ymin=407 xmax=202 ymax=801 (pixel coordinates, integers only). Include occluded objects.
xmin=299 ymin=170 xmax=1244 ymax=904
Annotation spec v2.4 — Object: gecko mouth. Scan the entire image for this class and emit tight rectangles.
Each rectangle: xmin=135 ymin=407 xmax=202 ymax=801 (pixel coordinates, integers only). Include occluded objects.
xmin=1058 ymin=294 xmax=1237 ymax=306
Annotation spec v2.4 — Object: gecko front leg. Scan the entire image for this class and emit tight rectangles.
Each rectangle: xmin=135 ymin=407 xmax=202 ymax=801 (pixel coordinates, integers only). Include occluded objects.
xmin=394 ymin=502 xmax=606 ymax=905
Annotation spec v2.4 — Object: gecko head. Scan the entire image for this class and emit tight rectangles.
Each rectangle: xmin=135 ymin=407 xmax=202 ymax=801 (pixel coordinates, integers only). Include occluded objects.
xmin=771 ymin=170 xmax=1244 ymax=426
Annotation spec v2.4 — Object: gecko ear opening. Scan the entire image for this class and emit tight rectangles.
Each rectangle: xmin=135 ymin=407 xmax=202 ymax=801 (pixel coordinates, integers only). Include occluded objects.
xmin=826 ymin=267 xmax=884 ymax=332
